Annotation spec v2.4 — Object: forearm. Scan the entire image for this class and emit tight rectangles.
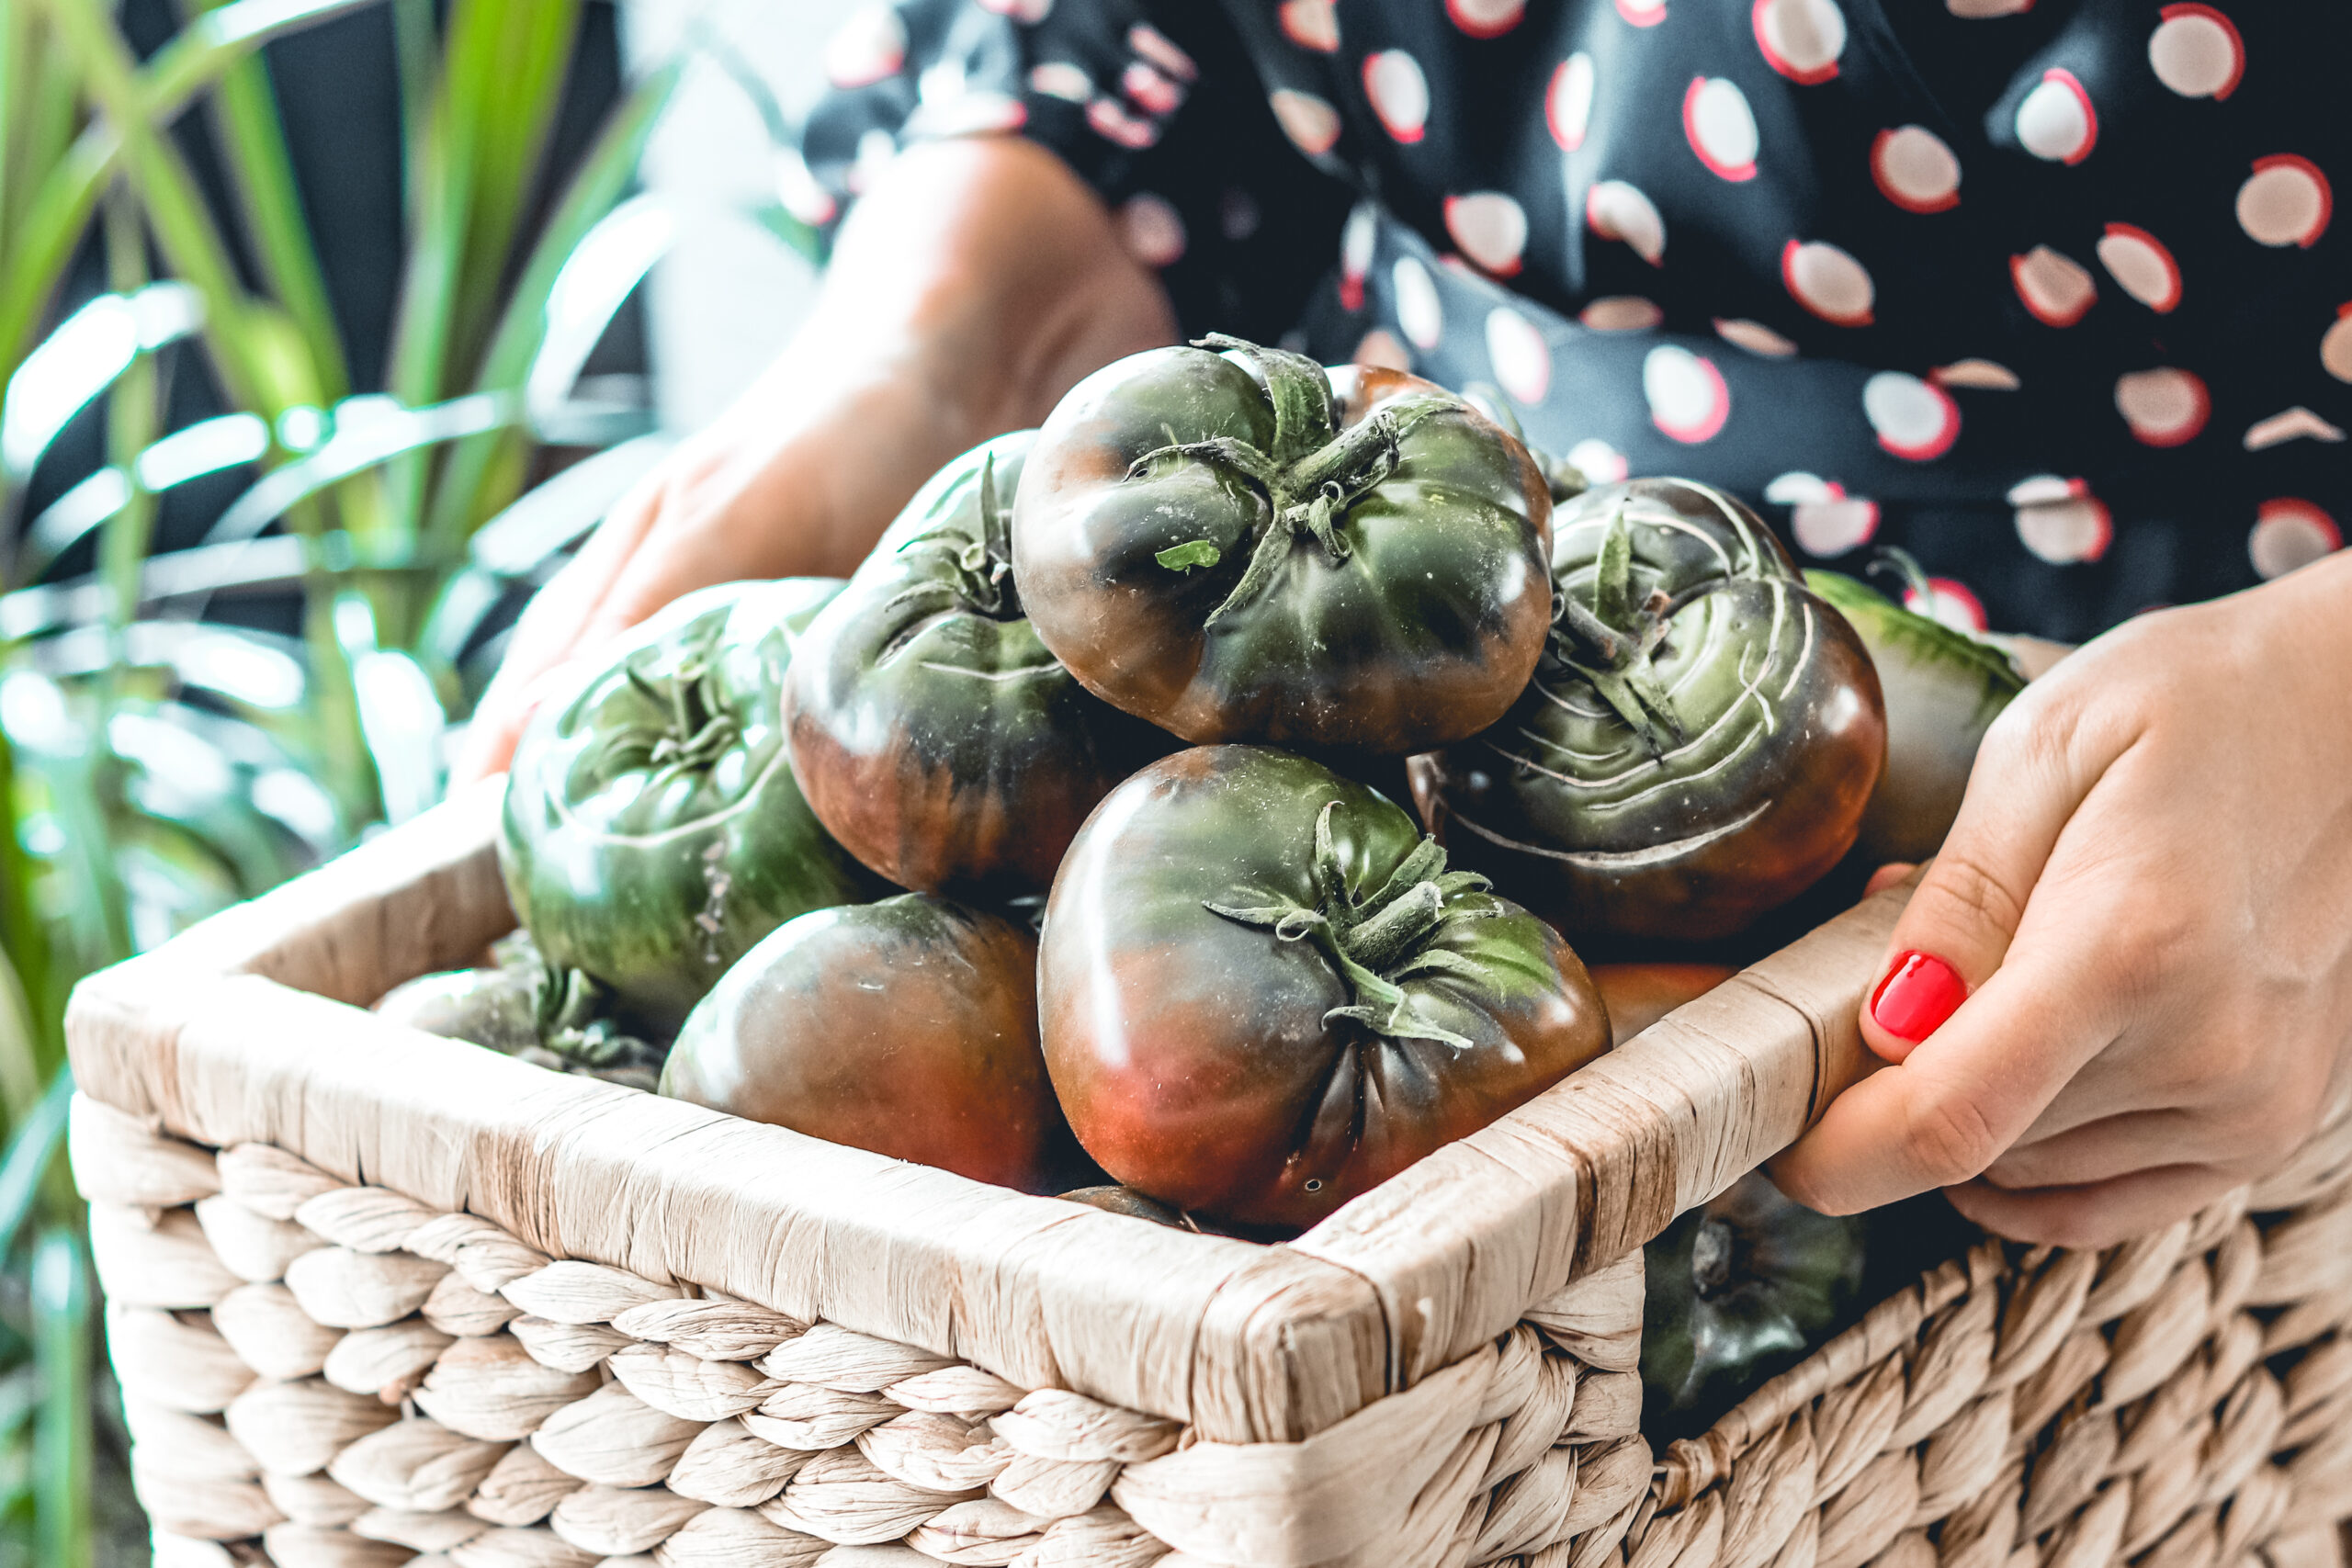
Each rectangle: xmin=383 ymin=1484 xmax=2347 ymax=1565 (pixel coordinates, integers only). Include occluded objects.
xmin=695 ymin=135 xmax=1179 ymax=578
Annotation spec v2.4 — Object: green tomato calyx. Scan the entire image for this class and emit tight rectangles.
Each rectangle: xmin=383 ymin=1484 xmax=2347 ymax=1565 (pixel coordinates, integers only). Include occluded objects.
xmin=1204 ymin=800 xmax=1499 ymax=1049
xmin=627 ymin=655 xmax=743 ymax=774
xmin=1553 ymin=506 xmax=1687 ymax=759
xmin=530 ymin=960 xmax=664 ymax=1073
xmin=1128 ymin=335 xmax=1462 ymax=627
xmin=892 ymin=448 xmax=1024 ymax=622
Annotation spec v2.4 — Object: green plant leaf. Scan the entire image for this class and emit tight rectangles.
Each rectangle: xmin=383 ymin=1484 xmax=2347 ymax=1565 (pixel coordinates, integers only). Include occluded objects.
xmin=31 ymin=1225 xmax=91 ymax=1568
xmin=0 ymin=1073 xmax=69 ymax=1259
xmin=1157 ymin=540 xmax=1223 ymax=572
xmin=417 ymin=54 xmax=681 ymax=560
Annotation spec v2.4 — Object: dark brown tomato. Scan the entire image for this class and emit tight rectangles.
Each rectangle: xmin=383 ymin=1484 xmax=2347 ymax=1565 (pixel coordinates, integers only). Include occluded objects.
xmin=1418 ymin=479 xmax=1887 ymax=941
xmin=660 ymin=895 xmax=1060 ymax=1190
xmin=785 ymin=432 xmax=1173 ymax=897
xmin=1589 ymin=962 xmax=1740 ymax=1046
xmin=1011 ymin=336 xmax=1552 ymax=754
xmin=1038 ymin=746 xmax=1611 ymax=1231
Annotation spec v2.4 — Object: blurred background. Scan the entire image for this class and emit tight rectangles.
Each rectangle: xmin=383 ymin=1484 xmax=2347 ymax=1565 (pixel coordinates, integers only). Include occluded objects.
xmin=0 ymin=0 xmax=854 ymax=1558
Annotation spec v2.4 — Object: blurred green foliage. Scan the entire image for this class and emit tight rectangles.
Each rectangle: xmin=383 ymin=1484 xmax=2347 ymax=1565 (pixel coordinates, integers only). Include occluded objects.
xmin=0 ymin=0 xmax=820 ymax=1560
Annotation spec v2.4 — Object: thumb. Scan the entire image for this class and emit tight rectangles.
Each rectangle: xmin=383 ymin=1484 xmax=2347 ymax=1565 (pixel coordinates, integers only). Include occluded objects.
xmin=1859 ymin=707 xmax=2086 ymax=1066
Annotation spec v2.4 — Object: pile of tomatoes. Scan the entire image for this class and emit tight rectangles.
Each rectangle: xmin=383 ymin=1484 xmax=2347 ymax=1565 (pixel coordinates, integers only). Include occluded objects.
xmin=456 ymin=335 xmax=2021 ymax=1239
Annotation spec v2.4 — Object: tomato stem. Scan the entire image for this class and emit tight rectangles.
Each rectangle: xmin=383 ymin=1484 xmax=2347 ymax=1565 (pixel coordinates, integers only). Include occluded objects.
xmin=1553 ymin=507 xmax=1686 ymax=757
xmin=1204 ymin=801 xmax=1499 ymax=1049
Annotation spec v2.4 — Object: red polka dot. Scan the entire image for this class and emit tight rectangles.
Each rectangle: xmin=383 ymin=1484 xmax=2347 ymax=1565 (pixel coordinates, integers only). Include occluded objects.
xmin=1717 ymin=318 xmax=1799 ymax=356
xmin=2010 ymin=245 xmax=2098 ymax=327
xmin=1645 ymin=346 xmax=1730 ymax=443
xmin=1871 ymin=126 xmax=1961 ymax=212
xmin=1363 ymin=51 xmax=1430 ymax=142
xmin=1905 ymin=578 xmax=1988 ymax=636
xmin=2238 ymin=156 xmax=2332 ymax=248
xmin=1279 ymin=0 xmax=1340 ymax=51
xmin=2016 ymin=68 xmax=2098 ymax=164
xmin=2323 ymin=303 xmax=2352 ymax=383
xmin=1582 ymin=297 xmax=1663 ymax=331
xmin=1617 ymin=0 xmax=1668 ymax=27
xmin=2149 ymin=4 xmax=2243 ymax=99
xmin=1028 ymin=62 xmax=1091 ymax=102
xmin=1566 ymin=439 xmax=1630 ymax=484
xmin=1448 ymin=0 xmax=1527 ymax=38
xmin=2114 ymin=367 xmax=2209 ymax=446
xmin=1547 ymin=56 xmax=1597 ymax=152
xmin=1118 ymin=194 xmax=1186 ymax=268
xmin=2096 ymin=223 xmax=2181 ymax=312
xmin=2013 ymin=479 xmax=2111 ymax=563
xmin=775 ymin=149 xmax=837 ymax=227
xmin=1683 ymin=78 xmax=1759 ymax=181
xmin=1781 ymin=240 xmax=1874 ymax=325
xmin=1752 ymin=0 xmax=1846 ymax=84
xmin=1487 ymin=308 xmax=1552 ymax=405
xmin=1088 ymin=97 xmax=1159 ymax=149
xmin=2249 ymin=499 xmax=2340 ymax=579
xmin=1270 ymin=90 xmax=1341 ymax=156
xmin=1587 ymin=181 xmax=1666 ymax=265
xmin=1794 ymin=488 xmax=1881 ymax=555
xmin=1126 ymin=25 xmax=1197 ymax=82
xmin=1864 ymin=372 xmax=1960 ymax=460
xmin=1121 ymin=61 xmax=1183 ymax=115
xmin=1353 ymin=329 xmax=1411 ymax=372
xmin=1393 ymin=256 xmax=1444 ymax=348
xmin=2243 ymin=407 xmax=2345 ymax=449
xmin=824 ymin=6 xmax=906 ymax=88
xmin=1338 ymin=206 xmax=1376 ymax=311
xmin=1445 ymin=193 xmax=1528 ymax=276
xmin=1933 ymin=359 xmax=2020 ymax=390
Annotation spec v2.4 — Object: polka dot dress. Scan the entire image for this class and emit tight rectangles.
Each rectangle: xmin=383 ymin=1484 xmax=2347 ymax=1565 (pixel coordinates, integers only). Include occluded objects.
xmin=800 ymin=0 xmax=2346 ymax=642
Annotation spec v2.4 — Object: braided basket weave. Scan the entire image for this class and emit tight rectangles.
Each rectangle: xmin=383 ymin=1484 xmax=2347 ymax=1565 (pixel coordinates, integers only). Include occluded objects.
xmin=67 ymin=784 xmax=2352 ymax=1568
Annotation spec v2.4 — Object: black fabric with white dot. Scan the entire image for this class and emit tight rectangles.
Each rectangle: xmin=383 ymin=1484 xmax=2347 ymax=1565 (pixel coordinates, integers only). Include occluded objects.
xmin=800 ymin=0 xmax=2346 ymax=642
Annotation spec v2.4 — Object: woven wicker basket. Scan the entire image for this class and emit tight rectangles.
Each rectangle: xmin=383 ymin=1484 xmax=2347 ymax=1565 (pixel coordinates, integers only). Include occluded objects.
xmin=67 ymin=782 xmax=2352 ymax=1568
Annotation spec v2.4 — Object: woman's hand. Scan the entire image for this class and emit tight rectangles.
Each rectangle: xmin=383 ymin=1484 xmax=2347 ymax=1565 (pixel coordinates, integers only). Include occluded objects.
xmin=1776 ymin=551 xmax=2352 ymax=1248
xmin=454 ymin=135 xmax=1176 ymax=784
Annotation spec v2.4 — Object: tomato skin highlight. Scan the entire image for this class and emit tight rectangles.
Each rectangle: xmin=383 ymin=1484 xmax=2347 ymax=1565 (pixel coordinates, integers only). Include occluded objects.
xmin=1012 ymin=339 xmax=1554 ymax=755
xmin=1589 ymin=961 xmax=1738 ymax=1046
xmin=1419 ymin=479 xmax=1887 ymax=942
xmin=662 ymin=894 xmax=1063 ymax=1191
xmin=785 ymin=433 xmax=1176 ymax=897
xmin=1039 ymin=745 xmax=1611 ymax=1231
xmin=500 ymin=580 xmax=878 ymax=1031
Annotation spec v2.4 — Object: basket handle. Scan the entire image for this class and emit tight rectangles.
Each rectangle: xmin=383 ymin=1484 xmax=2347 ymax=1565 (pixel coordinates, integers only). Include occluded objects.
xmin=1293 ymin=880 xmax=1908 ymax=1386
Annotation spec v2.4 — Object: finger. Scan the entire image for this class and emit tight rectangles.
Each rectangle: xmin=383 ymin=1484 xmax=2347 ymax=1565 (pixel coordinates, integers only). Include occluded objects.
xmin=1945 ymin=1164 xmax=2244 ymax=1250
xmin=1775 ymin=911 xmax=2124 ymax=1214
xmin=1981 ymin=1110 xmax=2211 ymax=1190
xmin=1861 ymin=862 xmax=1917 ymax=900
xmin=1860 ymin=693 xmax=2127 ymax=1066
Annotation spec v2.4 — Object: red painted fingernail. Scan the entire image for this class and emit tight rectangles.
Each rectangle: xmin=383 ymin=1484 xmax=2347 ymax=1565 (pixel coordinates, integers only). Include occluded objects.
xmin=1871 ymin=952 xmax=1967 ymax=1043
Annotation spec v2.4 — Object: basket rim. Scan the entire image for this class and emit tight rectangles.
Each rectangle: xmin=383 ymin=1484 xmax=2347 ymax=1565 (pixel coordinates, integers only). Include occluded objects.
xmin=66 ymin=777 xmax=1906 ymax=1440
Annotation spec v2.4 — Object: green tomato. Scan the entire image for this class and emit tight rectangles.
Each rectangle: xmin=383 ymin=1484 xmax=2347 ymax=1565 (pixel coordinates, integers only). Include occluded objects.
xmin=1642 ymin=1171 xmax=1867 ymax=1437
xmin=1012 ymin=336 xmax=1554 ymax=754
xmin=1804 ymin=570 xmax=2026 ymax=865
xmin=500 ymin=580 xmax=877 ymax=1030
xmin=1416 ymin=479 xmax=1887 ymax=941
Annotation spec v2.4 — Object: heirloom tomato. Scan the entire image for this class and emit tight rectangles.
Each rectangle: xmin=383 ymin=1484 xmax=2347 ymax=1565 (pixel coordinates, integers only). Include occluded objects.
xmin=1805 ymin=566 xmax=2024 ymax=864
xmin=1416 ymin=479 xmax=1886 ymax=941
xmin=1589 ymin=962 xmax=1738 ymax=1047
xmin=501 ymin=580 xmax=876 ymax=1030
xmin=1012 ymin=335 xmax=1552 ymax=753
xmin=1038 ymin=746 xmax=1611 ymax=1231
xmin=785 ymin=432 xmax=1174 ymax=897
xmin=660 ymin=894 xmax=1061 ymax=1190
xmin=1643 ymin=1171 xmax=1866 ymax=1435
